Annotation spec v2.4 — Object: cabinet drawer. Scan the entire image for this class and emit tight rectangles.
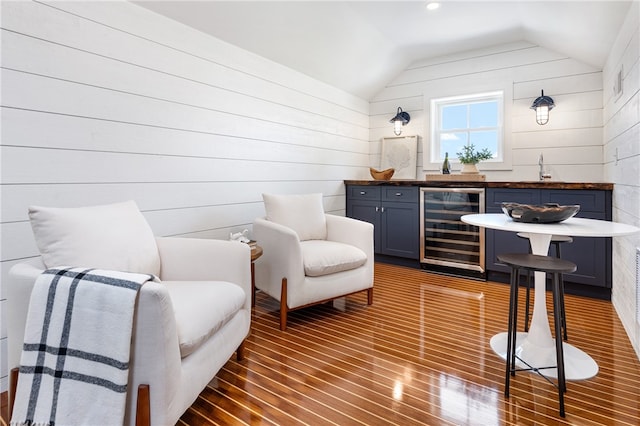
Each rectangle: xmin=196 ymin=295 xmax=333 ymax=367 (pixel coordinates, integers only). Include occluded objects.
xmin=348 ymin=186 xmax=381 ymax=201
xmin=382 ymin=187 xmax=418 ymax=203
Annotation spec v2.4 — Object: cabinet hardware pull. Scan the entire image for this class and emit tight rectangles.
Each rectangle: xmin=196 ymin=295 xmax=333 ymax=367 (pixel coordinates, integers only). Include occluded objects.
xmin=360 ymin=191 xmax=366 ymax=195
xmin=395 ymin=192 xmax=402 ymax=196
xmin=375 ymin=206 xmax=379 ymax=212
xmin=381 ymin=207 xmax=385 ymax=213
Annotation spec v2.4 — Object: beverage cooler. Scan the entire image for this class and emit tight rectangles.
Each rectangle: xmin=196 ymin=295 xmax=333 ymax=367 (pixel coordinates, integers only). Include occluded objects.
xmin=420 ymin=188 xmax=485 ymax=278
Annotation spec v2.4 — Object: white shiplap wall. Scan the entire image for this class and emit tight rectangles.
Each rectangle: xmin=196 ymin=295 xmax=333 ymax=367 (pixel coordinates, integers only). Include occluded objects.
xmin=0 ymin=0 xmax=369 ymax=391
xmin=603 ymin=1 xmax=640 ymax=359
xmin=370 ymin=41 xmax=604 ymax=182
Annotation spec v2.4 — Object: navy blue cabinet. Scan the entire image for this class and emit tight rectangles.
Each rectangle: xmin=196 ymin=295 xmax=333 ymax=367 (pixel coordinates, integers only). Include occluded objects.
xmin=346 ymin=185 xmax=419 ymax=259
xmin=486 ymin=188 xmax=612 ymax=298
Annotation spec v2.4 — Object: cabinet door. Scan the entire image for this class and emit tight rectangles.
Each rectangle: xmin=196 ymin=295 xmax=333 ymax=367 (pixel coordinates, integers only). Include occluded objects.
xmin=346 ymin=185 xmax=382 ymax=254
xmin=380 ymin=201 xmax=419 ymax=258
xmin=347 ymin=185 xmax=419 ymax=258
xmin=485 ymin=188 xmax=540 ymax=273
xmin=541 ymin=190 xmax=611 ymax=287
xmin=347 ymin=199 xmax=381 ymax=253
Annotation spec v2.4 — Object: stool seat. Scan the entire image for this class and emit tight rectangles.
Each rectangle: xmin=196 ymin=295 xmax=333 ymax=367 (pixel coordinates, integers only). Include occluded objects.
xmin=497 ymin=253 xmax=577 ymax=274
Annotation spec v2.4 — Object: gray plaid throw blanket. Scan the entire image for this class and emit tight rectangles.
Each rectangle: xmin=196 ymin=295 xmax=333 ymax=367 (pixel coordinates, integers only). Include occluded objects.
xmin=10 ymin=267 xmax=156 ymax=426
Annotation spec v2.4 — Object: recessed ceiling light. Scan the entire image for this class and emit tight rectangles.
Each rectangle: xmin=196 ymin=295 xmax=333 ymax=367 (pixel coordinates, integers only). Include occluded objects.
xmin=426 ymin=2 xmax=441 ymax=11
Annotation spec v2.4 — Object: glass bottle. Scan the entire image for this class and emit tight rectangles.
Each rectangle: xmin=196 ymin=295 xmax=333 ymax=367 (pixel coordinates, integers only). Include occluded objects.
xmin=442 ymin=152 xmax=451 ymax=174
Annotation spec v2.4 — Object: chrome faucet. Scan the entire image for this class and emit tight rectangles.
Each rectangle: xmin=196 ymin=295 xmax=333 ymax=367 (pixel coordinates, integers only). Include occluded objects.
xmin=539 ymin=153 xmax=544 ymax=181
xmin=539 ymin=153 xmax=551 ymax=181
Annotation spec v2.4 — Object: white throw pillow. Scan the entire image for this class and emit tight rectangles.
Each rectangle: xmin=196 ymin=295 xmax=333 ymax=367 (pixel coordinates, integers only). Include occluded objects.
xmin=262 ymin=193 xmax=327 ymax=241
xmin=29 ymin=200 xmax=161 ymax=276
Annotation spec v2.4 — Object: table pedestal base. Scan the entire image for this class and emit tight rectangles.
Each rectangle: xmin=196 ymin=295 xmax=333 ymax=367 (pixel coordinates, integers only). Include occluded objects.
xmin=490 ymin=332 xmax=598 ymax=380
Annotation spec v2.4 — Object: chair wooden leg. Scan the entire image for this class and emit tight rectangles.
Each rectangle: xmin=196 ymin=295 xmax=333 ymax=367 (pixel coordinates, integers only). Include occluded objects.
xmin=280 ymin=278 xmax=288 ymax=331
xmin=367 ymin=287 xmax=373 ymax=305
xmin=251 ymin=262 xmax=256 ymax=308
xmin=11 ymin=367 xmax=153 ymax=425
xmin=236 ymin=339 xmax=246 ymax=361
xmin=135 ymin=384 xmax=151 ymax=426
xmin=9 ymin=367 xmax=18 ymax=420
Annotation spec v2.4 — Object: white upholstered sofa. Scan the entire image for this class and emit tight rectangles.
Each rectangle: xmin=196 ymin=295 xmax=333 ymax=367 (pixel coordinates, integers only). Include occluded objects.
xmin=253 ymin=193 xmax=374 ymax=330
xmin=6 ymin=201 xmax=251 ymax=425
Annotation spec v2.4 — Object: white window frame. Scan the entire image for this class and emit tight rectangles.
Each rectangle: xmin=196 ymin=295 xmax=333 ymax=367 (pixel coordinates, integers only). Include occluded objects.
xmin=423 ymin=81 xmax=513 ymax=172
xmin=431 ymin=91 xmax=503 ymax=164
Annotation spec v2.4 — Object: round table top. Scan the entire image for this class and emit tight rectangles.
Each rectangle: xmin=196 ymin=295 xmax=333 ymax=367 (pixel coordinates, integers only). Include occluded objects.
xmin=461 ymin=213 xmax=640 ymax=237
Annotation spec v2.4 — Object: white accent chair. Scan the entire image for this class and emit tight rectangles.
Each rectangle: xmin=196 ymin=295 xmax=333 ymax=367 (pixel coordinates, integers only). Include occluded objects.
xmin=6 ymin=201 xmax=252 ymax=426
xmin=253 ymin=193 xmax=374 ymax=331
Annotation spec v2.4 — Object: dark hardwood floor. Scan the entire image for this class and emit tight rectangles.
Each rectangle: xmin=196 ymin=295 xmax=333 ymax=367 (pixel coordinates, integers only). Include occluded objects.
xmin=180 ymin=262 xmax=640 ymax=425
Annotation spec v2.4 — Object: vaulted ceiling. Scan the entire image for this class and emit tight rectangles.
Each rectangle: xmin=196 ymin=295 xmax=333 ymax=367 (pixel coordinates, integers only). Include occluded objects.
xmin=136 ymin=1 xmax=633 ymax=99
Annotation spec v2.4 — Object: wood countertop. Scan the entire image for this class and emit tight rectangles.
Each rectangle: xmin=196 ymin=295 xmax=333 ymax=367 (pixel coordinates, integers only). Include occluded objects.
xmin=344 ymin=180 xmax=614 ymax=190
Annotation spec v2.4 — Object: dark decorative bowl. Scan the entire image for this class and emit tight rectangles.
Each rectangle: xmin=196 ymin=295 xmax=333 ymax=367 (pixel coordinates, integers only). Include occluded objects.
xmin=501 ymin=202 xmax=580 ymax=223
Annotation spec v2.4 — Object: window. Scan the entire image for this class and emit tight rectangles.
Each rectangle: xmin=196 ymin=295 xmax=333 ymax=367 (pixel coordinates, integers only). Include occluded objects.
xmin=430 ymin=91 xmax=504 ymax=163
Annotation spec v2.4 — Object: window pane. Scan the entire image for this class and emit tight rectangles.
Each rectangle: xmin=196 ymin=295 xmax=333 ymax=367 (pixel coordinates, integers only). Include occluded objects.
xmin=441 ymin=105 xmax=467 ymax=130
xmin=469 ymin=101 xmax=498 ymax=127
xmin=469 ymin=131 xmax=497 ymax=156
xmin=441 ymin=132 xmax=467 ymax=159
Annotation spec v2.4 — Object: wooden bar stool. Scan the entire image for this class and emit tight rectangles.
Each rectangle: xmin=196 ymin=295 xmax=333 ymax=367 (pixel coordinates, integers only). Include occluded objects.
xmin=497 ymin=252 xmax=577 ymax=418
xmin=517 ymin=233 xmax=573 ymax=340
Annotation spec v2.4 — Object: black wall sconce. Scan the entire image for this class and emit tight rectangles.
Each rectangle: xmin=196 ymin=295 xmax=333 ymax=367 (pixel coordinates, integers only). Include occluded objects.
xmin=530 ymin=90 xmax=555 ymax=125
xmin=389 ymin=107 xmax=411 ymax=135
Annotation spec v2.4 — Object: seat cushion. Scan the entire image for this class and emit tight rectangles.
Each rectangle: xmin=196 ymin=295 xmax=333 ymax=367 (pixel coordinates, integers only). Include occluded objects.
xmin=28 ymin=200 xmax=160 ymax=276
xmin=164 ymin=280 xmax=246 ymax=358
xmin=262 ymin=193 xmax=327 ymax=241
xmin=300 ymin=240 xmax=367 ymax=277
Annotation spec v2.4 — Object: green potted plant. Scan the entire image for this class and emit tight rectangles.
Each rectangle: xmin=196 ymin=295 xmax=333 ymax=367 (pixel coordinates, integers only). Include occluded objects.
xmin=456 ymin=144 xmax=493 ymax=174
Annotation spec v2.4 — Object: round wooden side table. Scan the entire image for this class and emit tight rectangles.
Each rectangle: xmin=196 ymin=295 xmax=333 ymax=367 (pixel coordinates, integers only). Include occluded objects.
xmin=250 ymin=243 xmax=263 ymax=307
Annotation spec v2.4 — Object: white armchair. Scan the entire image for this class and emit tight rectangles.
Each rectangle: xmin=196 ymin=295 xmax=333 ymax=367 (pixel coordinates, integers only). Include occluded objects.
xmin=6 ymin=201 xmax=251 ymax=425
xmin=253 ymin=193 xmax=374 ymax=330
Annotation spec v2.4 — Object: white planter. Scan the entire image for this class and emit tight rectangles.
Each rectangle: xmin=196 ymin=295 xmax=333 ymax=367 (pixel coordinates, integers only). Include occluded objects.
xmin=461 ymin=163 xmax=479 ymax=174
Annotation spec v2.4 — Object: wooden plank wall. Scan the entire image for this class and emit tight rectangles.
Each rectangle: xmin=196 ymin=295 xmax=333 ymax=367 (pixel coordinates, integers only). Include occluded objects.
xmin=370 ymin=41 xmax=605 ymax=182
xmin=0 ymin=0 xmax=370 ymax=391
xmin=603 ymin=1 xmax=640 ymax=359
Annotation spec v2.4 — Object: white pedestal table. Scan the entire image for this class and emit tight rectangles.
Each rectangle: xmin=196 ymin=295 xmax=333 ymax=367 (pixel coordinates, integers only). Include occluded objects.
xmin=461 ymin=213 xmax=639 ymax=380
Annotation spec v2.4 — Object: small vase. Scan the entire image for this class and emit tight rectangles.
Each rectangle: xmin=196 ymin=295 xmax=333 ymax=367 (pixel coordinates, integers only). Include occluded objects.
xmin=461 ymin=163 xmax=479 ymax=174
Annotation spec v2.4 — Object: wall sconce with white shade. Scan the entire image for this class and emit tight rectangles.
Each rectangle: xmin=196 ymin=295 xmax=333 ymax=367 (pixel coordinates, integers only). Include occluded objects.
xmin=389 ymin=107 xmax=411 ymax=135
xmin=530 ymin=90 xmax=555 ymax=125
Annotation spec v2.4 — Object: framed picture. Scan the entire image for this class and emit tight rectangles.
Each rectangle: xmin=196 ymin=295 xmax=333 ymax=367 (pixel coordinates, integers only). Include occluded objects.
xmin=380 ymin=135 xmax=418 ymax=179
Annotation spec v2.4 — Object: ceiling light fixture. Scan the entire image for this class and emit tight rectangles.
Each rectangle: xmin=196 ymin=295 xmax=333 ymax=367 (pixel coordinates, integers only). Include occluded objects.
xmin=389 ymin=107 xmax=411 ymax=136
xmin=426 ymin=2 xmax=441 ymax=11
xmin=530 ymin=90 xmax=555 ymax=125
